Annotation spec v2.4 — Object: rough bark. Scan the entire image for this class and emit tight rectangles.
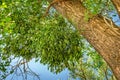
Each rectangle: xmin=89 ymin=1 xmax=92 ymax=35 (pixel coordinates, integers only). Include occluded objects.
xmin=47 ymin=0 xmax=120 ymax=79
xmin=111 ymin=0 xmax=120 ymax=17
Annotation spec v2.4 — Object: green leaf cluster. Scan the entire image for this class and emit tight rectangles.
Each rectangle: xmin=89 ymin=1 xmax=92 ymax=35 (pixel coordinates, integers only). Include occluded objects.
xmin=83 ymin=0 xmax=114 ymax=15
xmin=0 ymin=0 xmax=83 ymax=73
xmin=0 ymin=0 xmax=116 ymax=79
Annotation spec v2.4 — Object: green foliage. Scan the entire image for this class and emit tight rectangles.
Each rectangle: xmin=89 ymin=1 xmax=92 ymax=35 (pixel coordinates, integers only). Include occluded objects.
xmin=0 ymin=0 xmax=83 ymax=73
xmin=68 ymin=43 xmax=114 ymax=80
xmin=82 ymin=0 xmax=115 ymax=21
xmin=83 ymin=0 xmax=114 ymax=15
xmin=0 ymin=53 xmax=14 ymax=80
xmin=39 ymin=18 xmax=83 ymax=73
xmin=0 ymin=0 xmax=116 ymax=79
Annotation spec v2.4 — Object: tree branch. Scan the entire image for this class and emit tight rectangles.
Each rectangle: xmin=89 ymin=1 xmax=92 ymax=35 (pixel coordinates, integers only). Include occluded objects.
xmin=47 ymin=0 xmax=120 ymax=79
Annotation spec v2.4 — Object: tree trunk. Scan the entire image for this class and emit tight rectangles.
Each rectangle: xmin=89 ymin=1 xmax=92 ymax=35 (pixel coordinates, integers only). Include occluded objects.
xmin=111 ymin=0 xmax=120 ymax=17
xmin=47 ymin=0 xmax=120 ymax=79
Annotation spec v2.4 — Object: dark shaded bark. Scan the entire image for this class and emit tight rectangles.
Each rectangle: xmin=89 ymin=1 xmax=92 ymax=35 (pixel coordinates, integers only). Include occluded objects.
xmin=47 ymin=0 xmax=120 ymax=79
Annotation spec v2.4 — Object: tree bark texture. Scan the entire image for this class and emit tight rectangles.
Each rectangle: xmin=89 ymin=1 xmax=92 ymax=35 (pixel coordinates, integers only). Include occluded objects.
xmin=47 ymin=0 xmax=120 ymax=79
xmin=111 ymin=0 xmax=120 ymax=17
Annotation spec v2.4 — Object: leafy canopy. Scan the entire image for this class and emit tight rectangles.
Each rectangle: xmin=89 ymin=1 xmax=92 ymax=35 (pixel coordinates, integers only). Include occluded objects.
xmin=0 ymin=0 xmax=116 ymax=80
